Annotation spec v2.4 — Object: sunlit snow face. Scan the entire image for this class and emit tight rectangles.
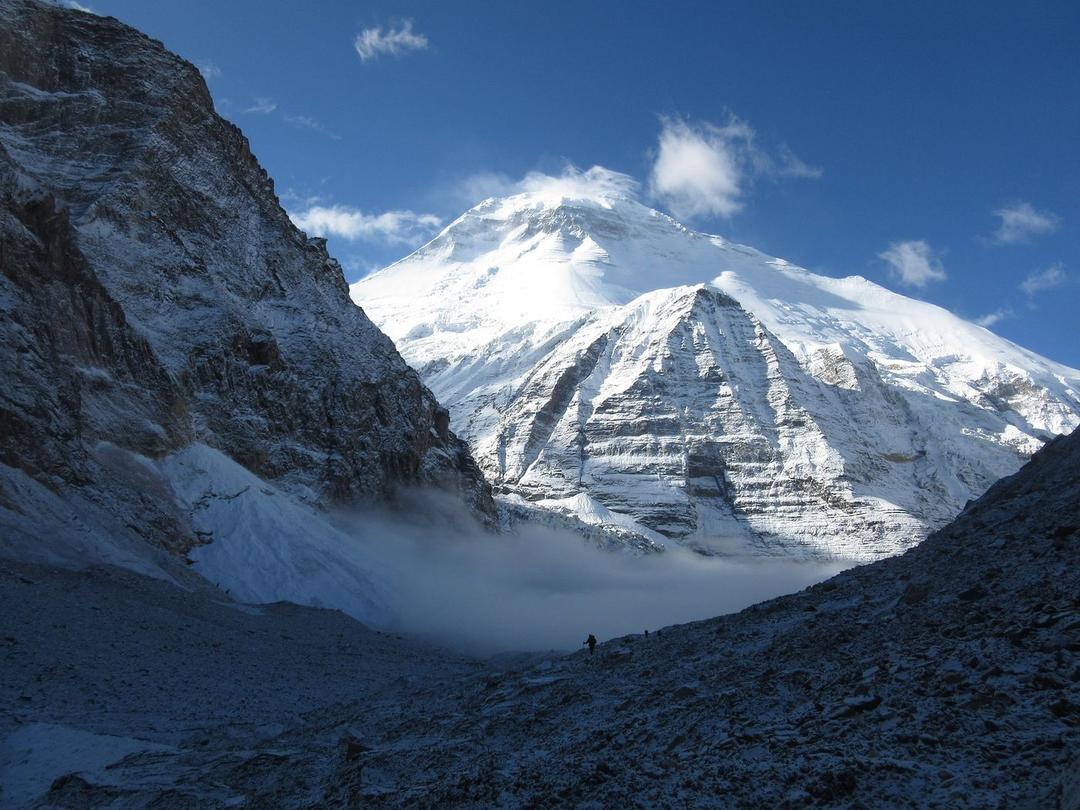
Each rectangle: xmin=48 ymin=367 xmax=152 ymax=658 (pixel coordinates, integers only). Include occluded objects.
xmin=350 ymin=178 xmax=1080 ymax=571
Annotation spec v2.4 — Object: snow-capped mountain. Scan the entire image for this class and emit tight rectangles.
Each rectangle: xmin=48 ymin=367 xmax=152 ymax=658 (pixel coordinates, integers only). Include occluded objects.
xmin=0 ymin=0 xmax=490 ymax=621
xmin=352 ymin=169 xmax=1080 ymax=560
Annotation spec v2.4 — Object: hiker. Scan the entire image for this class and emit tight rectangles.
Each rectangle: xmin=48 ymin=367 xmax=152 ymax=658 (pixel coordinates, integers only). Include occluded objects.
xmin=584 ymin=633 xmax=597 ymax=655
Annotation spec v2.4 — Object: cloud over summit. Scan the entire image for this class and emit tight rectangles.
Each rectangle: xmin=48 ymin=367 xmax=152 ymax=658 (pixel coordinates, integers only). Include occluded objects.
xmin=648 ymin=116 xmax=820 ymax=220
xmin=878 ymin=240 xmax=947 ymax=288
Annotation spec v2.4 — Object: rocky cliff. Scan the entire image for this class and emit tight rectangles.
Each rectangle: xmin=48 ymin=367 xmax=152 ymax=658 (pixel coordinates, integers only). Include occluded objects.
xmin=0 ymin=0 xmax=492 ymax=577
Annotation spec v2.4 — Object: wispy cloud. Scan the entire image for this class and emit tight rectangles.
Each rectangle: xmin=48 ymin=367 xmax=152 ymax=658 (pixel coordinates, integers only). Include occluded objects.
xmin=878 ymin=240 xmax=947 ymax=288
xmin=991 ymin=201 xmax=1060 ymax=245
xmin=354 ymin=21 xmax=429 ymax=63
xmin=974 ymin=308 xmax=1013 ymax=328
xmin=520 ymin=165 xmax=638 ymax=199
xmin=55 ymin=0 xmax=96 ymax=13
xmin=1019 ymin=263 xmax=1067 ymax=297
xmin=453 ymin=165 xmax=639 ymax=209
xmin=453 ymin=171 xmax=518 ymax=204
xmin=283 ymin=113 xmax=341 ymax=140
xmin=774 ymin=144 xmax=824 ymax=180
xmin=289 ymin=204 xmax=442 ymax=244
xmin=340 ymin=255 xmax=385 ymax=278
xmin=197 ymin=62 xmax=222 ymax=80
xmin=279 ymin=189 xmax=324 ymax=208
xmin=243 ymin=97 xmax=277 ymax=115
xmin=648 ymin=116 xmax=820 ymax=220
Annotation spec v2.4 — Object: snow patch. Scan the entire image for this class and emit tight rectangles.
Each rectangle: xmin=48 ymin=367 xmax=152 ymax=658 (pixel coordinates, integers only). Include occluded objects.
xmin=0 ymin=723 xmax=170 ymax=808
xmin=161 ymin=445 xmax=395 ymax=627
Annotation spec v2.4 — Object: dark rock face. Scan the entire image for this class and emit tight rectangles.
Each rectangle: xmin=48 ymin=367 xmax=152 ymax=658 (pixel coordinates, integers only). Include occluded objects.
xmin=0 ymin=0 xmax=492 ymax=558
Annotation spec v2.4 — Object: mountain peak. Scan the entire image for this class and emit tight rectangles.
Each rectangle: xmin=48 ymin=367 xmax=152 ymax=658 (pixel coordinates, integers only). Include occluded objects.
xmin=353 ymin=183 xmax=1080 ymax=559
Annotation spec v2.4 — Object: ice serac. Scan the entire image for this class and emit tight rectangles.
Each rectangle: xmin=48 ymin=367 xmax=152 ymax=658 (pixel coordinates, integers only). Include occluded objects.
xmin=352 ymin=170 xmax=1080 ymax=560
xmin=0 ymin=0 xmax=492 ymax=606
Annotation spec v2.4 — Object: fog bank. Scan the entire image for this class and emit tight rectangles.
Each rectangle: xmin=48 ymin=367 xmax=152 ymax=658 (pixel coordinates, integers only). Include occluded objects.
xmin=340 ymin=494 xmax=850 ymax=653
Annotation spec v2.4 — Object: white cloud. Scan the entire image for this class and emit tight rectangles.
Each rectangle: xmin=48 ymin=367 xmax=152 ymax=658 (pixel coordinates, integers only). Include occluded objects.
xmin=992 ymin=202 xmax=1060 ymax=244
xmin=649 ymin=118 xmax=745 ymax=218
xmin=974 ymin=308 xmax=1013 ymax=328
xmin=197 ymin=62 xmax=222 ymax=80
xmin=283 ymin=113 xmax=340 ymax=140
xmin=878 ymin=240 xmax=947 ymax=287
xmin=775 ymin=145 xmax=824 ymax=179
xmin=243 ymin=97 xmax=276 ymax=114
xmin=55 ymin=0 xmax=96 ymax=13
xmin=289 ymin=205 xmax=442 ymax=244
xmin=648 ymin=116 xmax=820 ymax=220
xmin=1019 ymin=264 xmax=1067 ymax=297
xmin=454 ymin=165 xmax=639 ymax=208
xmin=354 ymin=21 xmax=429 ymax=63
xmin=518 ymin=165 xmax=638 ymax=200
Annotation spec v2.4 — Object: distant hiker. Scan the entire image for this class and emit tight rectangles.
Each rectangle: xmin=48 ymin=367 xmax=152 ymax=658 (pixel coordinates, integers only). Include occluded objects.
xmin=584 ymin=634 xmax=597 ymax=655
xmin=644 ymin=630 xmax=649 ymax=638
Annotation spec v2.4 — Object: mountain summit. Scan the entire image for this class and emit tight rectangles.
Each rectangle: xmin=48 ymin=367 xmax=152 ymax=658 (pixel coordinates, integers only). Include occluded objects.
xmin=352 ymin=173 xmax=1080 ymax=559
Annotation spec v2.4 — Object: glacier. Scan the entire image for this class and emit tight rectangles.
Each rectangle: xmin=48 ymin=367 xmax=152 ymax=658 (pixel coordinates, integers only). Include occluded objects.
xmin=352 ymin=170 xmax=1080 ymax=560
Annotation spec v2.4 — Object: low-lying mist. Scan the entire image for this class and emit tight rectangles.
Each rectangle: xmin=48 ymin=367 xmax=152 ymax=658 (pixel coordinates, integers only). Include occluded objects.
xmin=338 ymin=492 xmax=850 ymax=654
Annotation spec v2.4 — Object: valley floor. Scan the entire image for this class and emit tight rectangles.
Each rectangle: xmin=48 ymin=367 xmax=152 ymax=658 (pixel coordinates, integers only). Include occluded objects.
xmin=0 ymin=561 xmax=480 ymax=807
xmin=1 ymin=432 xmax=1078 ymax=808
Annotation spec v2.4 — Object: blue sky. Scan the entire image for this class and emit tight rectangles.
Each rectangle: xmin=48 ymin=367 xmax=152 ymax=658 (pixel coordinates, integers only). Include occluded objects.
xmin=83 ymin=0 xmax=1078 ymax=366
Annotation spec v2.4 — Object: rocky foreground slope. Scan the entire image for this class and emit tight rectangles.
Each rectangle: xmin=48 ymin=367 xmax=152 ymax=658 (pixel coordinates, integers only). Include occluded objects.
xmin=0 ymin=0 xmax=491 ymax=596
xmin=10 ymin=430 xmax=1074 ymax=808
xmin=353 ymin=176 xmax=1080 ymax=560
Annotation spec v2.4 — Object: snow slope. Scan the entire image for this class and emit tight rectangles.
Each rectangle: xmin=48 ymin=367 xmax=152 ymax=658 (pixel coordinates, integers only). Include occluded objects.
xmin=0 ymin=442 xmax=397 ymax=626
xmin=353 ymin=169 xmax=1080 ymax=559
